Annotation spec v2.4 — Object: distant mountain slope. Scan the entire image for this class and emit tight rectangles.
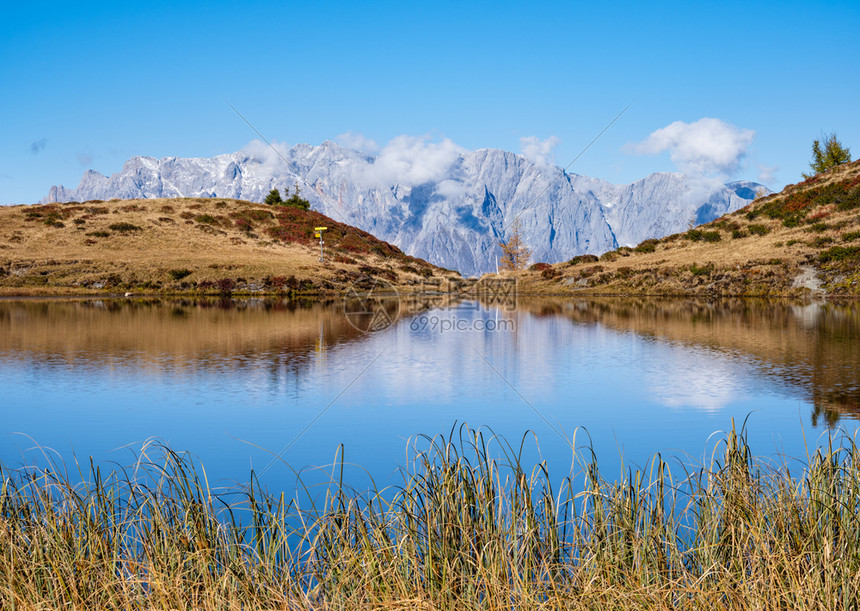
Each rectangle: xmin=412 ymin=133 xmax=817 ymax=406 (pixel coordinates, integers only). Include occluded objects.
xmin=43 ymin=142 xmax=767 ymax=275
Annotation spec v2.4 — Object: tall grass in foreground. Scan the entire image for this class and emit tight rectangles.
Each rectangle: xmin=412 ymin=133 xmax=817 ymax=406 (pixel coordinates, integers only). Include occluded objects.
xmin=2 ymin=423 xmax=860 ymax=610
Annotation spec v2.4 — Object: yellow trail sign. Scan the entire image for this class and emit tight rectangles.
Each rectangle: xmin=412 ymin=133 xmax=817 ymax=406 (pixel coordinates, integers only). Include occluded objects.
xmin=314 ymin=227 xmax=328 ymax=231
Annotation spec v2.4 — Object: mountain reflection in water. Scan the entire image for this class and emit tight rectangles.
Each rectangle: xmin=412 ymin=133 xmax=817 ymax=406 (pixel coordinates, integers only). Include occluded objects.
xmin=1 ymin=296 xmax=858 ymax=489
xmin=512 ymin=298 xmax=860 ymax=426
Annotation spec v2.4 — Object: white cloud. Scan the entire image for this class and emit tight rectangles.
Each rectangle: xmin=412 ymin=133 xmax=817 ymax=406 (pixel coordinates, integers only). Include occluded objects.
xmin=352 ymin=135 xmax=467 ymax=189
xmin=681 ymin=175 xmax=727 ymax=208
xmin=336 ymin=131 xmax=379 ymax=153
xmin=626 ymin=118 xmax=754 ymax=177
xmin=436 ymin=178 xmax=467 ymax=198
xmin=240 ymin=139 xmax=291 ymax=169
xmin=519 ymin=135 xmax=560 ymax=167
xmin=757 ymin=164 xmax=778 ymax=185
xmin=239 ymin=134 xmax=469 ymax=197
xmin=648 ymin=347 xmax=741 ymax=413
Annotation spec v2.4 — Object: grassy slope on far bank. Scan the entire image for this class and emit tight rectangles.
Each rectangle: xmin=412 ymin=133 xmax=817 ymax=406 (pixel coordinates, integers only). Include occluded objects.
xmin=0 ymin=197 xmax=460 ymax=295
xmin=513 ymin=160 xmax=860 ymax=298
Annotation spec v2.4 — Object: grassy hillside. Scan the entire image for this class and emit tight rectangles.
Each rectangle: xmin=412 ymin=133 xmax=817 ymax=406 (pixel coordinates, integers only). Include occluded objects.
xmin=514 ymin=160 xmax=860 ymax=297
xmin=0 ymin=197 xmax=460 ymax=295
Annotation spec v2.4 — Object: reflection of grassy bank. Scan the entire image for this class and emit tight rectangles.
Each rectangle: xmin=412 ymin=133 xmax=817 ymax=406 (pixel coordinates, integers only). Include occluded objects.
xmin=517 ymin=297 xmax=860 ymax=425
xmin=0 ymin=298 xmax=367 ymax=378
xmin=3 ymin=424 xmax=860 ymax=609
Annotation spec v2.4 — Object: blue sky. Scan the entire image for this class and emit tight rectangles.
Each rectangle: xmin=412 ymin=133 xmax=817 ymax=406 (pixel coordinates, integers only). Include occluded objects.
xmin=1 ymin=0 xmax=858 ymax=205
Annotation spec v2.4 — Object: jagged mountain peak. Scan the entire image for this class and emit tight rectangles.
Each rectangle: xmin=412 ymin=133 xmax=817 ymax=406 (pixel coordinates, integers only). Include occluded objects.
xmin=43 ymin=143 xmax=768 ymax=275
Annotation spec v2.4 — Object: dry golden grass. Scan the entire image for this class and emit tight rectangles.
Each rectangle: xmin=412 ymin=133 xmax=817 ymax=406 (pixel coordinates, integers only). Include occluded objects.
xmin=514 ymin=160 xmax=860 ymax=298
xmin=3 ymin=424 xmax=860 ymax=609
xmin=0 ymin=197 xmax=460 ymax=296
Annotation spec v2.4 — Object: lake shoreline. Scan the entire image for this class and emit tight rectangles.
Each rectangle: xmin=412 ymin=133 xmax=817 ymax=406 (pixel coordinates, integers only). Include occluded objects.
xmin=2 ymin=284 xmax=857 ymax=301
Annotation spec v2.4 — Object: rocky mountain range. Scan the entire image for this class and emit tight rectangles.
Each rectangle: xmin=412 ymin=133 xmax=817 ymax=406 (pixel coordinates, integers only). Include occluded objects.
xmin=43 ymin=141 xmax=766 ymax=275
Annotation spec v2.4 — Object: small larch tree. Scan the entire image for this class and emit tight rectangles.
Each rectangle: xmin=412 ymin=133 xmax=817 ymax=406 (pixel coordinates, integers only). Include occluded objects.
xmin=803 ymin=133 xmax=852 ymax=179
xmin=499 ymin=219 xmax=531 ymax=271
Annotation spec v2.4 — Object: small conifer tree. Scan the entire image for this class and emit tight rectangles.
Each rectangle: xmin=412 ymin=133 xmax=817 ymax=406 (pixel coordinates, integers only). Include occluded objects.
xmin=264 ymin=188 xmax=283 ymax=206
xmin=803 ymin=133 xmax=851 ymax=178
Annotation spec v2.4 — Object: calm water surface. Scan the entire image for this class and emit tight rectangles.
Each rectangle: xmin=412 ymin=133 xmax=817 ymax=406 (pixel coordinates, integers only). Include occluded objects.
xmin=2 ymin=296 xmax=859 ymax=492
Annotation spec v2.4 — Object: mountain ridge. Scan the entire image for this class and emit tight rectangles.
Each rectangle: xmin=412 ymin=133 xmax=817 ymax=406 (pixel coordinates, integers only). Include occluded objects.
xmin=43 ymin=142 xmax=767 ymax=275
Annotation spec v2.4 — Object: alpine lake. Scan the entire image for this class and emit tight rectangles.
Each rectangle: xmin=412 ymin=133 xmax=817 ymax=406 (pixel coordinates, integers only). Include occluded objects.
xmin=2 ymin=290 xmax=859 ymax=496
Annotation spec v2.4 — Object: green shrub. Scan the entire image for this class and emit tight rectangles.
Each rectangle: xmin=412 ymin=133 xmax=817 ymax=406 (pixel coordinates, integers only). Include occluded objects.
xmin=748 ymin=224 xmax=769 ymax=236
xmin=194 ymin=214 xmax=217 ymax=225
xmin=231 ymin=209 xmax=274 ymax=223
xmin=702 ymin=231 xmax=721 ymax=243
xmin=810 ymin=236 xmax=834 ymax=248
xmin=690 ymin=263 xmax=713 ymax=276
xmin=85 ymin=231 xmax=110 ymax=238
xmin=842 ymin=231 xmax=860 ymax=242
xmin=568 ymin=254 xmax=599 ymax=266
xmin=168 ymin=269 xmax=192 ymax=281
xmin=818 ymin=245 xmax=860 ymax=263
xmin=686 ymin=229 xmax=704 ymax=241
xmin=108 ymin=222 xmax=141 ymax=232
xmin=634 ymin=239 xmax=659 ymax=253
xmin=732 ymin=229 xmax=747 ymax=239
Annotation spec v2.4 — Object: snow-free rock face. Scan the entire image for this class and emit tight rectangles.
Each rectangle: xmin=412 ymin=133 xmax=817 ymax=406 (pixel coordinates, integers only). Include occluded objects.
xmin=43 ymin=142 xmax=767 ymax=275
